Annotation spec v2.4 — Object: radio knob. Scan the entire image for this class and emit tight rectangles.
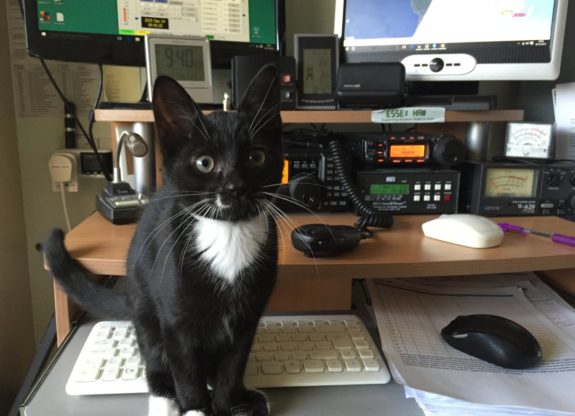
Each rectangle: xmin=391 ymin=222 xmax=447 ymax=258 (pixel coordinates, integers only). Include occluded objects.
xmin=546 ymin=172 xmax=563 ymax=187
xmin=432 ymin=134 xmax=466 ymax=165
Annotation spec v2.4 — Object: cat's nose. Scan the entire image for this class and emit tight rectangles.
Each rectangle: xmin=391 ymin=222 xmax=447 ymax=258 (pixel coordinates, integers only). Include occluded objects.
xmin=225 ymin=182 xmax=246 ymax=195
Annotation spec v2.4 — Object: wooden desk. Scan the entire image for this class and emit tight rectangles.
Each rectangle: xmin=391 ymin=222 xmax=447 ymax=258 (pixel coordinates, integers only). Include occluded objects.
xmin=55 ymin=211 xmax=575 ymax=344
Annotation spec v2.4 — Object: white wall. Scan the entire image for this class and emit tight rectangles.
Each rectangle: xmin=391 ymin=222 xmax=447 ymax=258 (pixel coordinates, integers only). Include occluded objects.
xmin=0 ymin=7 xmax=35 ymax=415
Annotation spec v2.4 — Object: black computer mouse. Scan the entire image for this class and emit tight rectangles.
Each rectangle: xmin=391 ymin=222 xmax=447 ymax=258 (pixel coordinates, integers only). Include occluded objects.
xmin=441 ymin=314 xmax=543 ymax=369
xmin=291 ymin=224 xmax=362 ymax=257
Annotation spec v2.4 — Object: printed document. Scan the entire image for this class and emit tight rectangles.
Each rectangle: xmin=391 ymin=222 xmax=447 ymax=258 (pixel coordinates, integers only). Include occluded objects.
xmin=368 ymin=273 xmax=575 ymax=414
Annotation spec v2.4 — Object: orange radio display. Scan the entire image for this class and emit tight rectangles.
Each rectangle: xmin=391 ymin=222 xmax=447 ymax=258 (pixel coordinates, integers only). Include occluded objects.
xmin=389 ymin=144 xmax=426 ymax=158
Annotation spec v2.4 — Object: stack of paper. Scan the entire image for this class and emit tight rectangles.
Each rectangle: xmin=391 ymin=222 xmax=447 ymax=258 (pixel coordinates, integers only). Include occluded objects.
xmin=367 ymin=273 xmax=575 ymax=416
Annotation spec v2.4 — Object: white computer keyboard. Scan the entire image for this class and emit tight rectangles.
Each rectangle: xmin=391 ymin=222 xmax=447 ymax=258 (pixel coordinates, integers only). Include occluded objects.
xmin=66 ymin=315 xmax=391 ymax=396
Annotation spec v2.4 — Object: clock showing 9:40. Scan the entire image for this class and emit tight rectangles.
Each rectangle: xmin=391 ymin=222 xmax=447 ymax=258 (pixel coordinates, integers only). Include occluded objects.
xmin=504 ymin=122 xmax=554 ymax=159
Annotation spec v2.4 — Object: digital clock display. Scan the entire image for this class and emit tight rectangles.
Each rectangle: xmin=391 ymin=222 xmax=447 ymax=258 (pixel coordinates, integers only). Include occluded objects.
xmin=370 ymin=184 xmax=410 ymax=195
xmin=302 ymin=49 xmax=332 ymax=94
xmin=155 ymin=44 xmax=205 ymax=82
xmin=389 ymin=144 xmax=426 ymax=158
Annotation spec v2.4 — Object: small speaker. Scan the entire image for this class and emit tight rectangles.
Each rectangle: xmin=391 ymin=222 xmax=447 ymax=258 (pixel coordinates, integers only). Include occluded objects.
xmin=231 ymin=56 xmax=296 ymax=110
xmin=336 ymin=62 xmax=405 ymax=109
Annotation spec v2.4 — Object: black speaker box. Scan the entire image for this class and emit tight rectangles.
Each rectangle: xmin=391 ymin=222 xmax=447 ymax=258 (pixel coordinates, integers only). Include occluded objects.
xmin=231 ymin=55 xmax=296 ymax=110
xmin=336 ymin=62 xmax=405 ymax=108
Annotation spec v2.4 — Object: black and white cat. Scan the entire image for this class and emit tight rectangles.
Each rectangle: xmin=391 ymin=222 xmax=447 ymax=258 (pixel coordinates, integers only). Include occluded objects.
xmin=43 ymin=65 xmax=284 ymax=416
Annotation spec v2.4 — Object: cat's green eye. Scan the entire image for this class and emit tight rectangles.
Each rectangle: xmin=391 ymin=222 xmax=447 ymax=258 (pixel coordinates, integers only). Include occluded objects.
xmin=248 ymin=149 xmax=266 ymax=168
xmin=194 ymin=155 xmax=215 ymax=173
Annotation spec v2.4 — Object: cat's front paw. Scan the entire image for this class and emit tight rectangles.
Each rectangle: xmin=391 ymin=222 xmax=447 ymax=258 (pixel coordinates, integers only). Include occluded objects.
xmin=148 ymin=395 xmax=179 ymax=416
xmin=230 ymin=389 xmax=270 ymax=416
xmin=183 ymin=410 xmax=210 ymax=416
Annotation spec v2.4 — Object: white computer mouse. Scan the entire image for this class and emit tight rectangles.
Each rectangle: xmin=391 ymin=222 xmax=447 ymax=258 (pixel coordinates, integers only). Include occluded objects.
xmin=421 ymin=214 xmax=504 ymax=248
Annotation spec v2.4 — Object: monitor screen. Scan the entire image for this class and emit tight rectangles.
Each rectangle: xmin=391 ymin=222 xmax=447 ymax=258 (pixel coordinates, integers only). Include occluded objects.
xmin=335 ymin=0 xmax=568 ymax=81
xmin=23 ymin=0 xmax=284 ymax=68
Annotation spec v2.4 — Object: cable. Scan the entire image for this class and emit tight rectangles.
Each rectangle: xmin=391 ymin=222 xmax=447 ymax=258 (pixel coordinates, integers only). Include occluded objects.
xmin=40 ymin=59 xmax=112 ymax=182
xmin=327 ymin=138 xmax=394 ymax=231
xmin=60 ymin=186 xmax=72 ymax=231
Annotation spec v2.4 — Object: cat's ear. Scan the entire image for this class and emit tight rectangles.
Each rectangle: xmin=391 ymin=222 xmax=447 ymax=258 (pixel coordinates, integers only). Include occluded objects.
xmin=152 ymin=76 xmax=206 ymax=158
xmin=237 ymin=64 xmax=281 ymax=130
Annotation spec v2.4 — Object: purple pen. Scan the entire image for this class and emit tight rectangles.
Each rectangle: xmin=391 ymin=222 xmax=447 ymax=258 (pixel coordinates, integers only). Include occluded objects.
xmin=498 ymin=223 xmax=575 ymax=247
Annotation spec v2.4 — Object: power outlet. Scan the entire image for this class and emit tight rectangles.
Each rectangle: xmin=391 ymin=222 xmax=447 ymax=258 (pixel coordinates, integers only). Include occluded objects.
xmin=49 ymin=152 xmax=79 ymax=192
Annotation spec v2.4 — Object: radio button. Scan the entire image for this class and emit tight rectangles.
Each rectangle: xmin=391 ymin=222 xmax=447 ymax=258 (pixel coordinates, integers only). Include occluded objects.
xmin=423 ymin=195 xmax=431 ymax=201
xmin=444 ymin=183 xmax=452 ymax=191
xmin=434 ymin=184 xmax=442 ymax=190
xmin=414 ymin=195 xmax=421 ymax=201
xmin=434 ymin=195 xmax=441 ymax=201
xmin=414 ymin=184 xmax=421 ymax=191
xmin=424 ymin=184 xmax=431 ymax=191
xmin=540 ymin=203 xmax=555 ymax=209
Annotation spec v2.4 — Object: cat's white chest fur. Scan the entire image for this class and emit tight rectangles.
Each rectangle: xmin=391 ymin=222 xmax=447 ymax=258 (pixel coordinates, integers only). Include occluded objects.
xmin=192 ymin=213 xmax=268 ymax=283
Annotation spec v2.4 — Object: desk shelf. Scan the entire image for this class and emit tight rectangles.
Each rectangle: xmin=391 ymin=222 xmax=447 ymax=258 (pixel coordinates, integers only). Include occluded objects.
xmin=95 ymin=109 xmax=525 ymax=124
xmin=66 ymin=212 xmax=575 ymax=279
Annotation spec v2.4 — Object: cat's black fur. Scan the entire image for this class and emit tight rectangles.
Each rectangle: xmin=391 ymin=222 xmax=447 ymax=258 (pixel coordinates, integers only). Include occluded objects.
xmin=43 ymin=65 xmax=283 ymax=416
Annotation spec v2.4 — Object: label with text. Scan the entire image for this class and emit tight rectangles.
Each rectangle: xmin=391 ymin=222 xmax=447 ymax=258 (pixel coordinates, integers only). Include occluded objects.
xmin=371 ymin=107 xmax=446 ymax=123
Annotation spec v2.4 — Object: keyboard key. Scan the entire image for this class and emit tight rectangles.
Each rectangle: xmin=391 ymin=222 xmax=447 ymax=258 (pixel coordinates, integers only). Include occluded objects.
xmin=261 ymin=362 xmax=283 ymax=375
xmin=303 ymin=360 xmax=324 ymax=373
xmin=326 ymin=359 xmax=344 ymax=372
xmin=363 ymin=359 xmax=381 ymax=372
xmin=284 ymin=361 xmax=301 ymax=374
xmin=344 ymin=359 xmax=362 ymax=372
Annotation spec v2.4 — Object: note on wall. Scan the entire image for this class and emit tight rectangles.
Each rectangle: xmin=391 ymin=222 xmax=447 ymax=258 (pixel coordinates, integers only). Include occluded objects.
xmin=6 ymin=0 xmax=101 ymax=118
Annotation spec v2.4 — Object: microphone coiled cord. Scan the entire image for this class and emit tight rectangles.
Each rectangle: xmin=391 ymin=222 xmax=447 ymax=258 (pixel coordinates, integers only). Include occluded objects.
xmin=327 ymin=139 xmax=394 ymax=231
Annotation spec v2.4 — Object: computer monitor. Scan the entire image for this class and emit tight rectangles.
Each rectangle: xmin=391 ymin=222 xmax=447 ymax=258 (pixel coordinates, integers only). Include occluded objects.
xmin=335 ymin=0 xmax=568 ymax=81
xmin=23 ymin=0 xmax=285 ymax=68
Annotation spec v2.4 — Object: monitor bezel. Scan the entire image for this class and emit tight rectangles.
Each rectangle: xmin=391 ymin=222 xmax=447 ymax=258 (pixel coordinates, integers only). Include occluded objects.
xmin=22 ymin=0 xmax=285 ymax=68
xmin=334 ymin=0 xmax=568 ymax=81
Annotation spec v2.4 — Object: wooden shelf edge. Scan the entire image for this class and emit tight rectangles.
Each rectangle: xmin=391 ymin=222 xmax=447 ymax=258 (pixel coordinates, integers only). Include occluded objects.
xmin=95 ymin=109 xmax=524 ymax=124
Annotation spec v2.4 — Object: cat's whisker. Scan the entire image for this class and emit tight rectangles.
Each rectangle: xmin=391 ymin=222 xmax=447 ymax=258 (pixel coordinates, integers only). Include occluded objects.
xmin=261 ymin=191 xmax=325 ymax=219
xmin=151 ymin=199 xmax=213 ymax=276
xmin=174 ymin=109 xmax=212 ymax=144
xmin=249 ymin=105 xmax=282 ymax=140
xmin=260 ymin=180 xmax=332 ymax=191
xmin=248 ymin=73 xmax=279 ymax=135
xmin=152 ymin=191 xmax=218 ymax=202
xmin=257 ymin=200 xmax=287 ymax=254
xmin=192 ymin=104 xmax=213 ymax=144
xmin=248 ymin=100 xmax=281 ymax=134
xmin=134 ymin=205 xmax=196 ymax=262
xmin=161 ymin=215 xmax=196 ymax=283
xmin=263 ymin=192 xmax=340 ymax=242
xmin=259 ymin=200 xmax=321 ymax=276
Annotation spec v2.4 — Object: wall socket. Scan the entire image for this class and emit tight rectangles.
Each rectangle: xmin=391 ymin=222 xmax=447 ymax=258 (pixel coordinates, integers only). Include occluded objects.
xmin=49 ymin=149 xmax=113 ymax=192
xmin=49 ymin=151 xmax=78 ymax=192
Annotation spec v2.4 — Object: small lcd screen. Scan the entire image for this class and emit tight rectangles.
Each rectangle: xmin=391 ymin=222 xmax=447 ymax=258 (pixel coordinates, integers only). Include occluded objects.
xmin=155 ymin=44 xmax=205 ymax=81
xmin=484 ymin=168 xmax=537 ymax=198
xmin=389 ymin=144 xmax=426 ymax=158
xmin=302 ymin=49 xmax=332 ymax=94
xmin=370 ymin=184 xmax=410 ymax=195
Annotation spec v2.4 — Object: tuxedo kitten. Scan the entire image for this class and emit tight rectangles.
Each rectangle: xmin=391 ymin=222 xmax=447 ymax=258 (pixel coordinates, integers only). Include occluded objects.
xmin=43 ymin=65 xmax=283 ymax=416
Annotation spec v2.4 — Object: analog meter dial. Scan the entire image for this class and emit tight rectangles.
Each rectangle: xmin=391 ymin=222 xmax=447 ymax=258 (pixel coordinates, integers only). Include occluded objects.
xmin=484 ymin=168 xmax=537 ymax=198
xmin=504 ymin=122 xmax=553 ymax=159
